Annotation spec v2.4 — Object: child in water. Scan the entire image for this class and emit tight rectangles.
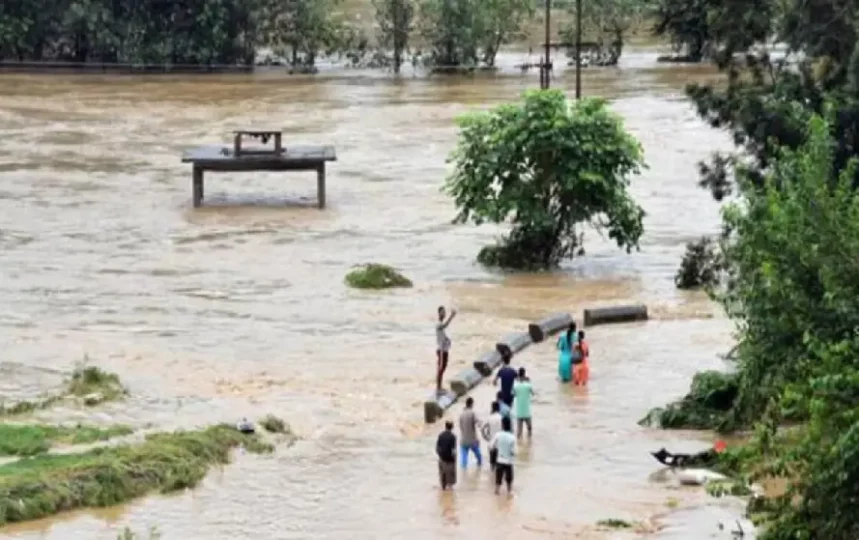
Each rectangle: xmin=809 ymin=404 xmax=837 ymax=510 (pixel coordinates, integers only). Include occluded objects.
xmin=573 ymin=330 xmax=590 ymax=386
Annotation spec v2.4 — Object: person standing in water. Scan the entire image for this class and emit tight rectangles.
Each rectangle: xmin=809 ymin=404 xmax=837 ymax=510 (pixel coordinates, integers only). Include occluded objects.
xmin=513 ymin=368 xmax=534 ymax=439
xmin=557 ymin=322 xmax=578 ymax=382
xmin=481 ymin=401 xmax=503 ymax=470
xmin=435 ymin=306 xmax=457 ymax=393
xmin=458 ymin=397 xmax=482 ymax=469
xmin=436 ymin=421 xmax=457 ymax=490
xmin=490 ymin=416 xmax=517 ymax=495
xmin=494 ymin=355 xmax=518 ymax=407
xmin=573 ymin=330 xmax=590 ymax=386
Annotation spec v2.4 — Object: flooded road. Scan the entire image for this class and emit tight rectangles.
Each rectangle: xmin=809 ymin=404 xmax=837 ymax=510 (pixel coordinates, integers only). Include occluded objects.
xmin=0 ymin=48 xmax=741 ymax=539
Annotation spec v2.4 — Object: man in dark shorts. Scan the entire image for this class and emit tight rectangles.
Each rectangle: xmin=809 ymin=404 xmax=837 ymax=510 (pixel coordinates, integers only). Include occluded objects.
xmin=493 ymin=354 xmax=518 ymax=407
xmin=436 ymin=421 xmax=457 ymax=490
xmin=490 ymin=416 xmax=517 ymax=495
xmin=435 ymin=306 xmax=457 ymax=393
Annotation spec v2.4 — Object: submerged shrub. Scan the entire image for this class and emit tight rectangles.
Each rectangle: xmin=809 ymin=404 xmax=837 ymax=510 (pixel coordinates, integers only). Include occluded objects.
xmin=345 ymin=263 xmax=413 ymax=289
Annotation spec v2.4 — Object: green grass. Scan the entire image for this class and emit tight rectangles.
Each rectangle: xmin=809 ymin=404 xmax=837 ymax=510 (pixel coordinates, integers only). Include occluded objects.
xmin=0 ymin=363 xmax=128 ymax=419
xmin=344 ymin=263 xmax=413 ymax=290
xmin=0 ymin=423 xmax=134 ymax=457
xmin=0 ymin=424 xmax=275 ymax=525
xmin=67 ymin=365 xmax=128 ymax=404
xmin=597 ymin=518 xmax=634 ymax=529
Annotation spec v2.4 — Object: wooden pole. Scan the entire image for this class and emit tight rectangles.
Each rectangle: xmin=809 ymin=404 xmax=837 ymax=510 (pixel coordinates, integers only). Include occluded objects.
xmin=575 ymin=0 xmax=582 ymax=99
xmin=316 ymin=164 xmax=326 ymax=209
xmin=192 ymin=165 xmax=204 ymax=207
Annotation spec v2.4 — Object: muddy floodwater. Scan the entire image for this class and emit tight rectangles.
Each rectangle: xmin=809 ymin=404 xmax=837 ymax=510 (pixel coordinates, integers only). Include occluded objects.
xmin=0 ymin=48 xmax=750 ymax=539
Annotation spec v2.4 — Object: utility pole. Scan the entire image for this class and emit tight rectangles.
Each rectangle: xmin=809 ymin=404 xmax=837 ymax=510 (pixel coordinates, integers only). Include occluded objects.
xmin=540 ymin=0 xmax=551 ymax=89
xmin=575 ymin=0 xmax=582 ymax=98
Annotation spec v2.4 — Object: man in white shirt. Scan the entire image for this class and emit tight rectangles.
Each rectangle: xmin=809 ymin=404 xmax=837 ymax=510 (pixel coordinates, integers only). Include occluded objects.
xmin=481 ymin=401 xmax=503 ymax=470
xmin=490 ymin=416 xmax=517 ymax=495
xmin=435 ymin=306 xmax=457 ymax=393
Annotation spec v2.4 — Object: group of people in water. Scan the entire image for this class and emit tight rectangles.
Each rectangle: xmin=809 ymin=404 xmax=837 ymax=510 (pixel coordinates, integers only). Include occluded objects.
xmin=433 ymin=306 xmax=590 ymax=495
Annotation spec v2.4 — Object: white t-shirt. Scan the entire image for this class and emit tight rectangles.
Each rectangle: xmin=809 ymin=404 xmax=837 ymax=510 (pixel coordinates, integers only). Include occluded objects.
xmin=436 ymin=322 xmax=451 ymax=351
xmin=491 ymin=431 xmax=517 ymax=465
xmin=482 ymin=412 xmax=503 ymax=442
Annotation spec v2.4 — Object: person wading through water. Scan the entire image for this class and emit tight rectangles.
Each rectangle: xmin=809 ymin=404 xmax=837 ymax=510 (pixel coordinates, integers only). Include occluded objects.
xmin=513 ymin=367 xmax=535 ymax=439
xmin=494 ymin=354 xmax=518 ymax=408
xmin=435 ymin=306 xmax=457 ymax=393
xmin=458 ymin=397 xmax=483 ymax=469
xmin=557 ymin=322 xmax=577 ymax=383
xmin=490 ymin=416 xmax=517 ymax=495
xmin=573 ymin=330 xmax=590 ymax=386
xmin=481 ymin=401 xmax=503 ymax=470
xmin=436 ymin=421 xmax=457 ymax=490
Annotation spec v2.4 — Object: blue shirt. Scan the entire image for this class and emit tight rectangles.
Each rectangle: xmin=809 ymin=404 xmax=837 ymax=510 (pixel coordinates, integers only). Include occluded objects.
xmin=497 ymin=366 xmax=517 ymax=396
xmin=499 ymin=401 xmax=512 ymax=419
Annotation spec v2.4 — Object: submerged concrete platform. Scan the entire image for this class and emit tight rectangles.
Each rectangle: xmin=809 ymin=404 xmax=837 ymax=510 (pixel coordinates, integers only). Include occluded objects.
xmin=181 ymin=131 xmax=337 ymax=208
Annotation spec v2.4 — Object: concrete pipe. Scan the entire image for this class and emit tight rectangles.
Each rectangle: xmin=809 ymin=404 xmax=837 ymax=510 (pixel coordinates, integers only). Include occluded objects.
xmin=583 ymin=304 xmax=648 ymax=327
xmin=424 ymin=390 xmax=457 ymax=424
xmin=449 ymin=367 xmax=485 ymax=397
xmin=473 ymin=350 xmax=502 ymax=376
xmin=528 ymin=312 xmax=574 ymax=343
xmin=495 ymin=332 xmax=532 ymax=358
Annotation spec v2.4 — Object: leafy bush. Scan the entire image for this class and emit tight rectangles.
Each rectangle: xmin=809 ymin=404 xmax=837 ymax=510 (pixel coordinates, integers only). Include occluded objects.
xmin=345 ymin=263 xmax=412 ymax=289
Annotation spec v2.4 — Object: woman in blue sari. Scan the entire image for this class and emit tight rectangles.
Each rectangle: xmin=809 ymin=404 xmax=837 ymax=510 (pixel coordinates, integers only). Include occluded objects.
xmin=557 ymin=323 xmax=578 ymax=382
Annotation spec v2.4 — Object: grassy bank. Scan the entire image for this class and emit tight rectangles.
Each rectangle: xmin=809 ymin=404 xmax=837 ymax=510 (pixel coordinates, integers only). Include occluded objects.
xmin=0 ymin=423 xmax=277 ymax=525
xmin=0 ymin=364 xmax=127 ymax=418
xmin=0 ymin=423 xmax=134 ymax=457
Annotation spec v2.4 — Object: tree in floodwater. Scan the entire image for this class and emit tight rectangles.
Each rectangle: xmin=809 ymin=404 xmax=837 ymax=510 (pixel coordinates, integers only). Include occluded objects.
xmin=473 ymin=0 xmax=534 ymax=68
xmin=416 ymin=0 xmax=532 ymax=71
xmin=259 ymin=0 xmax=348 ymax=71
xmin=417 ymin=0 xmax=480 ymax=70
xmin=0 ymin=0 xmax=263 ymax=65
xmin=372 ymin=0 xmax=415 ymax=73
xmin=444 ymin=90 xmax=647 ymax=270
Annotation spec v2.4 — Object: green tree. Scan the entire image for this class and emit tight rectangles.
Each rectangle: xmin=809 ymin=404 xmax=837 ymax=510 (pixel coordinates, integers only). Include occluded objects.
xmin=651 ymin=0 xmax=712 ymax=61
xmin=710 ymin=114 xmax=859 ymax=539
xmin=444 ymin=90 xmax=646 ymax=270
xmin=372 ymin=0 xmax=415 ymax=73
xmin=261 ymin=0 xmax=347 ymax=71
xmin=473 ymin=0 xmax=534 ymax=68
xmin=417 ymin=0 xmax=480 ymax=70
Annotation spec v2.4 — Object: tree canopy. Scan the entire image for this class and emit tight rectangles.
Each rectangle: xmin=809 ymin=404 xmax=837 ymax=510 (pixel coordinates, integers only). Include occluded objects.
xmin=445 ymin=90 xmax=646 ymax=270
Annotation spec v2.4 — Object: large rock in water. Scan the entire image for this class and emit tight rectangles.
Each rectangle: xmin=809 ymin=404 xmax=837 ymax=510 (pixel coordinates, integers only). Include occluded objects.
xmin=583 ymin=305 xmax=648 ymax=327
xmin=449 ymin=367 xmax=484 ymax=397
xmin=424 ymin=390 xmax=457 ymax=424
xmin=528 ymin=312 xmax=573 ymax=342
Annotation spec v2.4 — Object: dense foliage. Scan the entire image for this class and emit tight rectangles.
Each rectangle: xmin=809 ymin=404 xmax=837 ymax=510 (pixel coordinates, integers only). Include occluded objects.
xmin=561 ymin=0 xmax=649 ymax=66
xmin=0 ymin=0 xmax=263 ymax=65
xmin=445 ymin=90 xmax=646 ymax=269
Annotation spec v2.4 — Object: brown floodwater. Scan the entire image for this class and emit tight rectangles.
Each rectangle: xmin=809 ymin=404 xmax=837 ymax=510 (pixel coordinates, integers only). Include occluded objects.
xmin=0 ymin=48 xmax=753 ymax=539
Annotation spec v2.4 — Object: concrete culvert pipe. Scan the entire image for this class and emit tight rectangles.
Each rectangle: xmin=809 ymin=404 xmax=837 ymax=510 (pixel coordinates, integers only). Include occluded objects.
xmin=583 ymin=305 xmax=648 ymax=327
xmin=473 ymin=351 xmax=502 ymax=376
xmin=449 ymin=367 xmax=484 ymax=396
xmin=527 ymin=312 xmax=574 ymax=343
xmin=424 ymin=390 xmax=457 ymax=424
xmin=495 ymin=332 xmax=532 ymax=357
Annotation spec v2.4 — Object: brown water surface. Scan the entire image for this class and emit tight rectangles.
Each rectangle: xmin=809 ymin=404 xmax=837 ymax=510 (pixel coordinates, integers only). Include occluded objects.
xmin=0 ymin=49 xmax=748 ymax=539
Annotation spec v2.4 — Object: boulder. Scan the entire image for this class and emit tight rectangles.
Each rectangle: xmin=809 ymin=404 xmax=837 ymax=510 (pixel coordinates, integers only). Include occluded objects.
xmin=527 ymin=312 xmax=574 ymax=342
xmin=449 ymin=367 xmax=485 ymax=397
xmin=473 ymin=351 xmax=502 ymax=376
xmin=423 ymin=390 xmax=457 ymax=424
xmin=583 ymin=305 xmax=648 ymax=327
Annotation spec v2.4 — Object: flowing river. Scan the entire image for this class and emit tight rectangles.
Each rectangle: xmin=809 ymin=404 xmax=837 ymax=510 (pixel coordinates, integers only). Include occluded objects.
xmin=0 ymin=48 xmax=750 ymax=539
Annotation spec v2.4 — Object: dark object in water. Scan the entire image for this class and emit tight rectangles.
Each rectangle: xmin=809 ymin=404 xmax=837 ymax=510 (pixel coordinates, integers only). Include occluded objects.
xmin=237 ymin=419 xmax=255 ymax=434
xmin=651 ymin=447 xmax=717 ymax=468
